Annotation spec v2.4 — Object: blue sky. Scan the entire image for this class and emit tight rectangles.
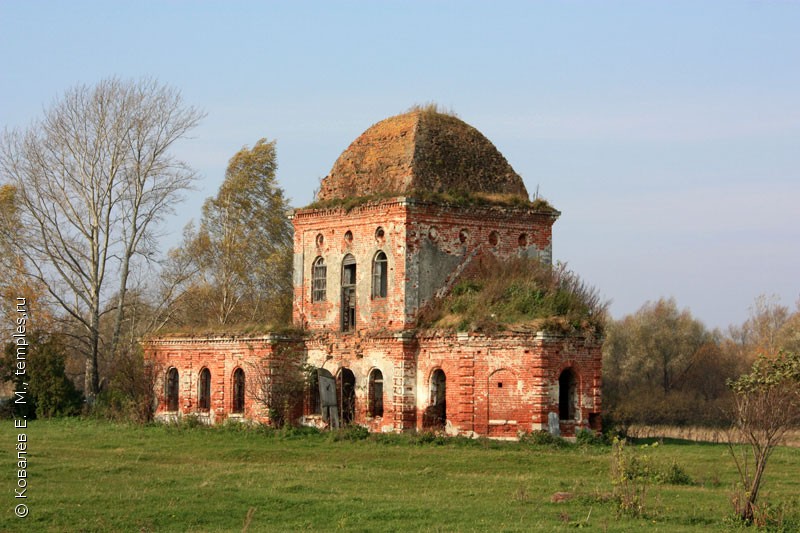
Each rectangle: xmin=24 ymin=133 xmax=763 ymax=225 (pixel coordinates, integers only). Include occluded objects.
xmin=2 ymin=1 xmax=798 ymax=330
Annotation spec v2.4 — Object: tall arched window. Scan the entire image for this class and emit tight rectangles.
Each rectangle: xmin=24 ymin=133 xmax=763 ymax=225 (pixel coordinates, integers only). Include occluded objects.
xmin=198 ymin=368 xmax=211 ymax=411
xmin=166 ymin=368 xmax=179 ymax=412
xmin=368 ymin=369 xmax=384 ymax=417
xmin=558 ymin=368 xmax=577 ymax=421
xmin=341 ymin=254 xmax=356 ymax=332
xmin=233 ymin=368 xmax=245 ymax=414
xmin=372 ymin=251 xmax=388 ymax=299
xmin=312 ymin=257 xmax=327 ymax=302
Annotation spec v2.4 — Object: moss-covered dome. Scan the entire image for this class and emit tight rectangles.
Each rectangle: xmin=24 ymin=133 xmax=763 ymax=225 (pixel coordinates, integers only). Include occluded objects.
xmin=316 ymin=109 xmax=528 ymax=201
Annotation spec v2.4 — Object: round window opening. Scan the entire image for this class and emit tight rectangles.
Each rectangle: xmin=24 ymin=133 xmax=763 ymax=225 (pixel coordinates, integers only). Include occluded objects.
xmin=344 ymin=230 xmax=353 ymax=244
xmin=315 ymin=233 xmax=324 ymax=247
xmin=488 ymin=231 xmax=499 ymax=246
xmin=375 ymin=226 xmax=385 ymax=241
xmin=459 ymin=229 xmax=469 ymax=244
xmin=518 ymin=233 xmax=528 ymax=247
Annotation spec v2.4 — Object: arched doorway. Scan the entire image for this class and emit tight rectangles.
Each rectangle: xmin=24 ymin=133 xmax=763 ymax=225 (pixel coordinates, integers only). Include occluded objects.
xmin=558 ymin=368 xmax=577 ymax=421
xmin=337 ymin=368 xmax=356 ymax=424
xmin=307 ymin=368 xmax=321 ymax=415
xmin=424 ymin=369 xmax=446 ymax=429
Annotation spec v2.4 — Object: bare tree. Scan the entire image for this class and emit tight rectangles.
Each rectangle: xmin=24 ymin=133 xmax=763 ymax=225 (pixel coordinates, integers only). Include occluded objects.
xmin=0 ymin=78 xmax=203 ymax=400
xmin=726 ymin=351 xmax=800 ymax=524
xmin=246 ymin=342 xmax=307 ymax=427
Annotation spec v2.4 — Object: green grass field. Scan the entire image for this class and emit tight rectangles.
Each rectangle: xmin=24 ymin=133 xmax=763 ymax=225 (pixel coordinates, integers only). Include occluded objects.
xmin=1 ymin=419 xmax=798 ymax=532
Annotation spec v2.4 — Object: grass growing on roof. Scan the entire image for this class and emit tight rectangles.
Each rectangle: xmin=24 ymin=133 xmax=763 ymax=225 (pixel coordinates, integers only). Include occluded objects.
xmin=302 ymin=190 xmax=556 ymax=213
xmin=418 ymin=256 xmax=608 ymax=335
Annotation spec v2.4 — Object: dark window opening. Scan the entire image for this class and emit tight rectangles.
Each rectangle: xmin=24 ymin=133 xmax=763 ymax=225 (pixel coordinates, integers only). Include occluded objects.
xmin=233 ymin=368 xmax=245 ymax=414
xmin=337 ymin=368 xmax=356 ymax=425
xmin=341 ymin=254 xmax=356 ymax=332
xmin=368 ymin=369 xmax=384 ymax=418
xmin=198 ymin=368 xmax=211 ymax=411
xmin=424 ymin=369 xmax=446 ymax=429
xmin=497 ymin=382 xmax=503 ymax=388
xmin=372 ymin=251 xmax=388 ymax=299
xmin=312 ymin=257 xmax=327 ymax=302
xmin=489 ymin=231 xmax=499 ymax=246
xmin=166 ymin=368 xmax=179 ymax=412
xmin=558 ymin=368 xmax=577 ymax=421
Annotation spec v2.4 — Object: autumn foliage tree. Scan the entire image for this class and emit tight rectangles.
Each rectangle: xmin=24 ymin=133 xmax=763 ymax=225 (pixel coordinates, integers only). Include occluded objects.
xmin=603 ymin=298 xmax=742 ymax=427
xmin=165 ymin=139 xmax=293 ymax=329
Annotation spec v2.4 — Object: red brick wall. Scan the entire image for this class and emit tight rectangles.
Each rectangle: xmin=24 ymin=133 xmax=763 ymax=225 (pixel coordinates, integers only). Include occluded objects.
xmin=147 ymin=196 xmax=601 ymax=438
xmin=413 ymin=332 xmax=602 ymax=437
xmin=144 ymin=336 xmax=300 ymax=425
xmin=146 ymin=330 xmax=601 ymax=437
xmin=292 ymin=200 xmax=410 ymax=332
xmin=292 ymin=198 xmax=558 ymax=333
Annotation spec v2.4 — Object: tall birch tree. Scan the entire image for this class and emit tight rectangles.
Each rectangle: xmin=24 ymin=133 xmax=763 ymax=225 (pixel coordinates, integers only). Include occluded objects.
xmin=0 ymin=78 xmax=204 ymax=399
xmin=168 ymin=139 xmax=293 ymax=328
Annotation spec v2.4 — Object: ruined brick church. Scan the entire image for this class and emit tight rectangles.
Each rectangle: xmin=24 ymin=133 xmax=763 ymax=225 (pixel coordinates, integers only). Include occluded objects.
xmin=145 ymin=109 xmax=602 ymax=437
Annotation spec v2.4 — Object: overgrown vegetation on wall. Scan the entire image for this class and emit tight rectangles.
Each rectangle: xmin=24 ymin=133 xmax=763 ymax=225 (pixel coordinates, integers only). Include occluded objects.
xmin=417 ymin=256 xmax=607 ymax=334
xmin=303 ymin=189 xmax=555 ymax=213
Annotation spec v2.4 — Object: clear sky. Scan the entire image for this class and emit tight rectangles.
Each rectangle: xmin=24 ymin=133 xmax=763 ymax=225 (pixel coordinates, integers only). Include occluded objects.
xmin=1 ymin=1 xmax=798 ymax=330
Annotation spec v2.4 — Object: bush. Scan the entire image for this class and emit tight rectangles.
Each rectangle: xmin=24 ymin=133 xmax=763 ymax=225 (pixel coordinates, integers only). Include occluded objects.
xmin=329 ymin=425 xmax=370 ymax=442
xmin=610 ymin=437 xmax=654 ymax=516
xmin=413 ymin=431 xmax=448 ymax=446
xmin=657 ymin=460 xmax=694 ymax=486
xmin=576 ymin=428 xmax=607 ymax=446
xmin=519 ymin=430 xmax=569 ymax=448
xmin=2 ymin=332 xmax=83 ymax=419
xmin=96 ymin=345 xmax=159 ymax=424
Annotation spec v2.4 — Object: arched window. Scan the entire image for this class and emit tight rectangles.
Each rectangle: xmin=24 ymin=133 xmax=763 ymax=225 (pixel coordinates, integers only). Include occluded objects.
xmin=312 ymin=257 xmax=327 ymax=302
xmin=558 ymin=368 xmax=577 ymax=421
xmin=166 ymin=368 xmax=179 ymax=412
xmin=341 ymin=254 xmax=356 ymax=332
xmin=232 ymin=368 xmax=245 ymax=414
xmin=368 ymin=369 xmax=384 ymax=418
xmin=198 ymin=368 xmax=211 ymax=411
xmin=372 ymin=251 xmax=388 ymax=299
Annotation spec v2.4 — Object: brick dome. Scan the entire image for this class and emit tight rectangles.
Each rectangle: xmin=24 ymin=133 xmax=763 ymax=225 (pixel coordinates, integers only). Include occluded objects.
xmin=317 ymin=109 xmax=529 ymax=201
